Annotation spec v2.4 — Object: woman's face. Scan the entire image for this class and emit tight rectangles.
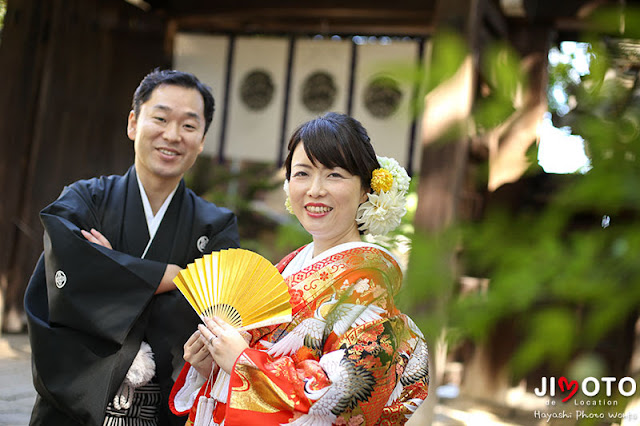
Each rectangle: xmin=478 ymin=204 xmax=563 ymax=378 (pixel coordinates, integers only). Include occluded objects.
xmin=289 ymin=142 xmax=368 ymax=249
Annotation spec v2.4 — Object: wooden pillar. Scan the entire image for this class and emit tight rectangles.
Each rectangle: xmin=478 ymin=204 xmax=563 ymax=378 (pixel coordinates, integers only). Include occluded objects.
xmin=459 ymin=23 xmax=553 ymax=404
xmin=0 ymin=0 xmax=168 ymax=333
xmin=487 ymin=25 xmax=552 ymax=191
xmin=411 ymin=0 xmax=555 ymax=414
xmin=415 ymin=0 xmax=481 ymax=232
xmin=410 ymin=1 xmax=482 ymax=423
xmin=416 ymin=8 xmax=553 ymax=409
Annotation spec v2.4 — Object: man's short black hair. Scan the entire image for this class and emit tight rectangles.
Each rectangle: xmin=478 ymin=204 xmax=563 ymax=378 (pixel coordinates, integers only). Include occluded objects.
xmin=132 ymin=69 xmax=215 ymax=134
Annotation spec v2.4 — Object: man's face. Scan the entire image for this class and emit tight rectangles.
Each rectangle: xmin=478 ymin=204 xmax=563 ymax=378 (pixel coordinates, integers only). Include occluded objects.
xmin=128 ymin=84 xmax=206 ymax=185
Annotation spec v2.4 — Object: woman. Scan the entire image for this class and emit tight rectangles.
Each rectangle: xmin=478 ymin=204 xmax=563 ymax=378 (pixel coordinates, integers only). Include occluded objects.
xmin=170 ymin=112 xmax=429 ymax=425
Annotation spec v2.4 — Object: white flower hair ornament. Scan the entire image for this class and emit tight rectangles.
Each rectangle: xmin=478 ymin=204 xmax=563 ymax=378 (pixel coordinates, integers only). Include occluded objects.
xmin=356 ymin=156 xmax=411 ymax=236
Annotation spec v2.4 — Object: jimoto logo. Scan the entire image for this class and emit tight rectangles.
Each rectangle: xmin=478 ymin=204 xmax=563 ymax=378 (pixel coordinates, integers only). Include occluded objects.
xmin=534 ymin=376 xmax=637 ymax=403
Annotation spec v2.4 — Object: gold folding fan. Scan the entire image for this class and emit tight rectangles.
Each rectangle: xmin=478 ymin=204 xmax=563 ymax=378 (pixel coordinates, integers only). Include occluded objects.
xmin=173 ymin=248 xmax=292 ymax=331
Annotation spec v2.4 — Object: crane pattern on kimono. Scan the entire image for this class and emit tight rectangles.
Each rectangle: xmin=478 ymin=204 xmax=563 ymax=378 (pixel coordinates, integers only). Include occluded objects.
xmin=385 ymin=316 xmax=430 ymax=405
xmin=267 ymin=294 xmax=386 ymax=357
xmin=283 ymin=349 xmax=375 ymax=426
xmin=385 ymin=337 xmax=430 ymax=406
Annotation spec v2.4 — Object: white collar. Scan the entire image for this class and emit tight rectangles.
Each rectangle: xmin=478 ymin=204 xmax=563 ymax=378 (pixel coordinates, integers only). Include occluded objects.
xmin=282 ymin=241 xmax=398 ymax=278
xmin=136 ymin=174 xmax=179 ymax=259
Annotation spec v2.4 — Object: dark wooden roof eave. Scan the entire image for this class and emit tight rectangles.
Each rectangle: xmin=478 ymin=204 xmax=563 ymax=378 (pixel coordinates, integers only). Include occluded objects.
xmin=169 ymin=7 xmax=436 ymax=37
xmin=172 ymin=17 xmax=435 ymax=38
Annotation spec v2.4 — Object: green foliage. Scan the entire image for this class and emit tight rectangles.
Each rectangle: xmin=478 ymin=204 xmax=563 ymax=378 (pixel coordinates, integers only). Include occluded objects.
xmin=394 ymin=14 xmax=640 ymax=390
xmin=510 ymin=307 xmax=578 ymax=376
xmin=368 ymin=31 xmax=468 ymax=122
xmin=185 ymin=156 xmax=286 ymax=261
xmin=424 ymin=30 xmax=469 ymax=94
xmin=0 ymin=0 xmax=6 ymax=35
xmin=458 ymin=29 xmax=639 ymax=383
xmin=274 ymin=220 xmax=311 ymax=254
xmin=474 ymin=42 xmax=526 ymax=130
xmin=399 ymin=229 xmax=457 ymax=341
xmin=373 ymin=61 xmax=428 ymax=122
xmin=452 ymin=117 xmax=640 ymax=378
xmin=587 ymin=4 xmax=640 ymax=39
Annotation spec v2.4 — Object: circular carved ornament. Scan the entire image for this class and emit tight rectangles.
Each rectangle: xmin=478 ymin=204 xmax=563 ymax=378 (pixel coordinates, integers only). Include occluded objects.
xmin=301 ymin=71 xmax=337 ymax=113
xmin=239 ymin=69 xmax=275 ymax=111
xmin=363 ymin=76 xmax=403 ymax=119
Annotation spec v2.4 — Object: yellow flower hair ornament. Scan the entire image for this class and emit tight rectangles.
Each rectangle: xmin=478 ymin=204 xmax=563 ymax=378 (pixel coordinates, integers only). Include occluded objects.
xmin=283 ymin=179 xmax=294 ymax=214
xmin=356 ymin=156 xmax=411 ymax=236
xmin=371 ymin=168 xmax=394 ymax=193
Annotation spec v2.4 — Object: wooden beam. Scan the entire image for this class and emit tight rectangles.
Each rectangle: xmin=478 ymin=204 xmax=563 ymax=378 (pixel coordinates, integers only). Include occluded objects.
xmin=173 ymin=7 xmax=435 ymax=36
xmin=174 ymin=15 xmax=434 ymax=36
xmin=147 ymin=0 xmax=436 ymax=16
xmin=177 ymin=7 xmax=434 ymax=20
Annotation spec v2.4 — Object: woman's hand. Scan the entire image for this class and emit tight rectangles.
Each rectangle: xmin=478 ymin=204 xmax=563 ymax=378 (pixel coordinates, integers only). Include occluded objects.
xmin=198 ymin=317 xmax=249 ymax=374
xmin=183 ymin=330 xmax=217 ymax=378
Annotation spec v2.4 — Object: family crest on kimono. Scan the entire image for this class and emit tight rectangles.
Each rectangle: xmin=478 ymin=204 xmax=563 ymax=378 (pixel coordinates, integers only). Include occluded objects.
xmin=25 ymin=69 xmax=240 ymax=426
xmin=170 ymin=112 xmax=429 ymax=425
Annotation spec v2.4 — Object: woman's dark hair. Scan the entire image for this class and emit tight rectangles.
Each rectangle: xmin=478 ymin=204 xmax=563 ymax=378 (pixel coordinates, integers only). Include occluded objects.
xmin=132 ymin=68 xmax=215 ymax=134
xmin=284 ymin=112 xmax=380 ymax=190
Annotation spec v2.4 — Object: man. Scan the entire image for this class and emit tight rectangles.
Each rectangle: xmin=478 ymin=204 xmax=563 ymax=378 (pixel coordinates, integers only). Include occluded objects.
xmin=25 ymin=69 xmax=240 ymax=426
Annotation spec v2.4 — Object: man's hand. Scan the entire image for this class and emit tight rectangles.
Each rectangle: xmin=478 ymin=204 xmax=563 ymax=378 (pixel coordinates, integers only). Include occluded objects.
xmin=156 ymin=264 xmax=182 ymax=294
xmin=81 ymin=228 xmax=113 ymax=249
xmin=82 ymin=227 xmax=180 ymax=294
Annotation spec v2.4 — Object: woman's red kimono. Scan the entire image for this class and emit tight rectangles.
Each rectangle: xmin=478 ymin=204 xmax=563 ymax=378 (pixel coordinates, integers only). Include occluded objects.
xmin=170 ymin=243 xmax=429 ymax=425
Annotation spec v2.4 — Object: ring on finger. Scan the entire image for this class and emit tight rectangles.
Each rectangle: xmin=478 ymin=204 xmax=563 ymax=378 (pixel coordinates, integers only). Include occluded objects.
xmin=208 ymin=335 xmax=216 ymax=346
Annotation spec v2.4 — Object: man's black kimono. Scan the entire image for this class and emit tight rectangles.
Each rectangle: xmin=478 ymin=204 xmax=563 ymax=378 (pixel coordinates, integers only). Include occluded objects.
xmin=25 ymin=167 xmax=240 ymax=426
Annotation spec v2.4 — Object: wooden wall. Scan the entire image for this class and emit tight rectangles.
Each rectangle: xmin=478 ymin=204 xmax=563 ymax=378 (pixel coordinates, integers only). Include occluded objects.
xmin=173 ymin=33 xmax=425 ymax=171
xmin=0 ymin=0 xmax=168 ymax=331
